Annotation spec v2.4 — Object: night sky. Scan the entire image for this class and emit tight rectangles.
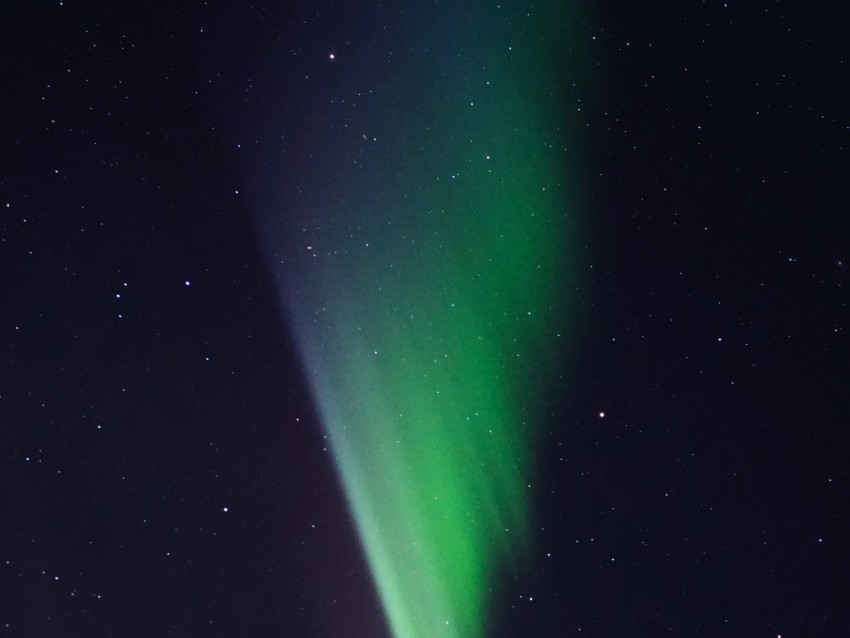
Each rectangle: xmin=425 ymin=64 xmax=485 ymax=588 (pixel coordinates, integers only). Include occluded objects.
xmin=2 ymin=2 xmax=848 ymax=637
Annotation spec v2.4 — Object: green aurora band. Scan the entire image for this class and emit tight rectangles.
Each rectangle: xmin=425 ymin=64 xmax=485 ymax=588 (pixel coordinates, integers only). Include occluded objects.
xmin=277 ymin=5 xmax=583 ymax=637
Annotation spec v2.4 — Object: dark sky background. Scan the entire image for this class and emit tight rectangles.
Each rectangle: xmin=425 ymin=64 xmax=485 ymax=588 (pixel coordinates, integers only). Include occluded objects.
xmin=2 ymin=2 xmax=848 ymax=637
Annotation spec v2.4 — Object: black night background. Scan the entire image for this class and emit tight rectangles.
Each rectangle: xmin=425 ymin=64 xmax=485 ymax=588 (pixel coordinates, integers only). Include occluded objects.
xmin=1 ymin=2 xmax=848 ymax=636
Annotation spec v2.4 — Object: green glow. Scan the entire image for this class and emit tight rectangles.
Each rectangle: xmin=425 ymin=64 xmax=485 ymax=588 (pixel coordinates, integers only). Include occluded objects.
xmin=281 ymin=5 xmax=581 ymax=636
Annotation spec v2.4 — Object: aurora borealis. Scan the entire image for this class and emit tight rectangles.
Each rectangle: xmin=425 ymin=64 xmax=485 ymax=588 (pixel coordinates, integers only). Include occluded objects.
xmin=7 ymin=1 xmax=849 ymax=636
xmin=261 ymin=5 xmax=582 ymax=636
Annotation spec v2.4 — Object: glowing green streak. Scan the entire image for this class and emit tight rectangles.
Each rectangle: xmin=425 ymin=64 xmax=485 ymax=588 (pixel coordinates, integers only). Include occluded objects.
xmin=283 ymin=5 xmax=581 ymax=636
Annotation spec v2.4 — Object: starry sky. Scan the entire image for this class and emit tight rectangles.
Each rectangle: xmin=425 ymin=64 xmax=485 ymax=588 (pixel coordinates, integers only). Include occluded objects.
xmin=2 ymin=2 xmax=848 ymax=637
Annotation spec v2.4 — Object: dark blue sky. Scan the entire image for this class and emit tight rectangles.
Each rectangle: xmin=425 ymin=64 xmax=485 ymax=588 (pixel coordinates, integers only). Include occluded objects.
xmin=1 ymin=2 xmax=848 ymax=636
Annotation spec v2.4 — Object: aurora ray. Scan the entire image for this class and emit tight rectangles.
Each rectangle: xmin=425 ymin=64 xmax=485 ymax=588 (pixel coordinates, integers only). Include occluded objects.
xmin=258 ymin=4 xmax=583 ymax=636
